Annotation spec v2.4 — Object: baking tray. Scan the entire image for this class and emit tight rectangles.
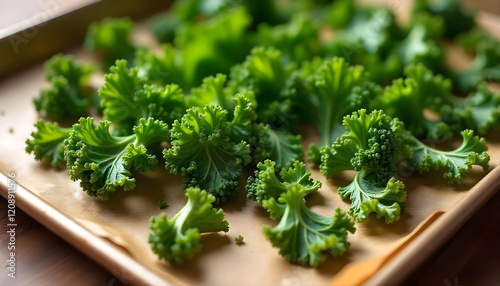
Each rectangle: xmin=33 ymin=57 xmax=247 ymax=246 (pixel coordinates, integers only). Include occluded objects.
xmin=1 ymin=2 xmax=500 ymax=285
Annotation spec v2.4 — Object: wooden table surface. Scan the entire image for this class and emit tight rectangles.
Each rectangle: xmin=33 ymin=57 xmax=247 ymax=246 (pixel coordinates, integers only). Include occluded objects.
xmin=0 ymin=195 xmax=124 ymax=286
xmin=1 ymin=0 xmax=500 ymax=285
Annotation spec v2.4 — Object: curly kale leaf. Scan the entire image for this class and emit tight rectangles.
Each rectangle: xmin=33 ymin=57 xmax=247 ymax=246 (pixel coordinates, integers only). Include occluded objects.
xmin=320 ymin=109 xmax=407 ymax=223
xmin=255 ymin=13 xmax=320 ymax=64
xmin=34 ymin=54 xmax=93 ymax=120
xmin=453 ymin=39 xmax=500 ymax=92
xmin=187 ymin=76 xmax=301 ymax=169
xmin=413 ymin=0 xmax=475 ymax=38
xmin=251 ymin=123 xmax=303 ymax=170
xmin=98 ymin=60 xmax=186 ymax=134
xmin=404 ymin=130 xmax=490 ymax=183
xmin=43 ymin=53 xmax=93 ymax=84
xmin=323 ymin=5 xmax=406 ymax=84
xmin=149 ymin=0 xmax=280 ymax=42
xmin=140 ymin=84 xmax=187 ymax=127
xmin=175 ymin=7 xmax=251 ymax=87
xmin=148 ymin=0 xmax=225 ymax=43
xmin=324 ymin=35 xmax=402 ymax=86
xmin=320 ymin=109 xmax=404 ymax=178
xmin=164 ymin=96 xmax=254 ymax=204
xmin=145 ymin=8 xmax=252 ymax=89
xmin=376 ymin=77 xmax=452 ymax=141
xmin=325 ymin=0 xmax=356 ymax=29
xmin=338 ymin=173 xmax=405 ymax=224
xmin=186 ymin=74 xmax=233 ymax=112
xmin=441 ymin=83 xmax=500 ymax=135
xmin=64 ymin=117 xmax=169 ymax=199
xmin=84 ymin=17 xmax=136 ymax=69
xmin=395 ymin=13 xmax=445 ymax=72
xmin=399 ymin=63 xmax=500 ymax=137
xmin=98 ymin=60 xmax=145 ymax=133
xmin=229 ymin=46 xmax=297 ymax=128
xmin=25 ymin=120 xmax=72 ymax=166
xmin=135 ymin=44 xmax=186 ymax=88
xmin=149 ymin=187 xmax=229 ymax=264
xmin=455 ymin=28 xmax=497 ymax=52
xmin=149 ymin=13 xmax=181 ymax=44
xmin=323 ymin=8 xmax=403 ymax=84
xmin=404 ymin=63 xmax=454 ymax=110
xmin=246 ymin=160 xmax=321 ymax=205
xmin=229 ymin=95 xmax=258 ymax=141
xmin=342 ymin=7 xmax=401 ymax=54
xmin=262 ymin=184 xmax=355 ymax=267
xmin=294 ymin=57 xmax=370 ymax=163
xmin=35 ymin=77 xmax=89 ymax=120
